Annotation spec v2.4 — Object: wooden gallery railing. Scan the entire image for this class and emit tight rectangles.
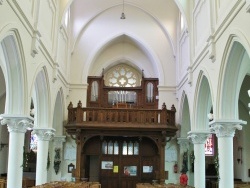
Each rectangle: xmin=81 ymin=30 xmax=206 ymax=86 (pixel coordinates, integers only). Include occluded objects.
xmin=67 ymin=101 xmax=176 ymax=126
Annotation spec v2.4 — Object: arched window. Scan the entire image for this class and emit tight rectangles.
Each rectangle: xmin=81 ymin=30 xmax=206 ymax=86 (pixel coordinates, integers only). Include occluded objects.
xmin=146 ymin=82 xmax=154 ymax=102
xmin=104 ymin=64 xmax=141 ymax=87
xmin=114 ymin=141 xmax=119 ymax=155
xmin=108 ymin=141 xmax=113 ymax=154
xmin=102 ymin=141 xmax=108 ymax=154
xmin=122 ymin=141 xmax=128 ymax=155
xmin=205 ymin=134 xmax=214 ymax=156
xmin=105 ymin=64 xmax=141 ymax=104
xmin=91 ymin=81 xmax=99 ymax=101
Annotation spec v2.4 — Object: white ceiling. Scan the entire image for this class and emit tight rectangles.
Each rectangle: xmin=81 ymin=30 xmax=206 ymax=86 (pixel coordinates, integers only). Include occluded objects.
xmin=68 ymin=0 xmax=181 ymax=85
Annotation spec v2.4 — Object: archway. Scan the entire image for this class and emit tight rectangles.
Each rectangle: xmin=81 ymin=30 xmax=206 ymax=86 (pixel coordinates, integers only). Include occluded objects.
xmin=32 ymin=69 xmax=50 ymax=128
xmin=47 ymin=89 xmax=65 ymax=182
xmin=0 ymin=34 xmax=26 ymax=179
xmin=178 ymin=93 xmax=194 ymax=186
xmin=214 ymin=39 xmax=249 ymax=186
xmin=52 ymin=89 xmax=64 ymax=136
xmin=0 ymin=66 xmax=7 ymax=176
xmin=235 ymin=75 xmax=250 ymax=182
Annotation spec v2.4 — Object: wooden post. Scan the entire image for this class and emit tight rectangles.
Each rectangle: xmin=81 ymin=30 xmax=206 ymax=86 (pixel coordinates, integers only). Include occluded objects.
xmin=159 ymin=131 xmax=167 ymax=185
xmin=75 ymin=129 xmax=82 ymax=182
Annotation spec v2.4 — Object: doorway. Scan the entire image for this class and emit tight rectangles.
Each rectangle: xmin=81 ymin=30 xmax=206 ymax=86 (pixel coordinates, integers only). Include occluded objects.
xmin=83 ymin=136 xmax=159 ymax=188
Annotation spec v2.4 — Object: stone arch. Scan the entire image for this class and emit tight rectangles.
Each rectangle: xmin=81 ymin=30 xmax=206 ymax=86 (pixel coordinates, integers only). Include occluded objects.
xmin=32 ymin=67 xmax=50 ymax=128
xmin=193 ymin=71 xmax=212 ymax=130
xmin=83 ymin=33 xmax=164 ymax=84
xmin=218 ymin=39 xmax=250 ymax=119
xmin=179 ymin=91 xmax=191 ymax=137
xmin=0 ymin=34 xmax=27 ymax=114
xmin=52 ymin=88 xmax=65 ymax=135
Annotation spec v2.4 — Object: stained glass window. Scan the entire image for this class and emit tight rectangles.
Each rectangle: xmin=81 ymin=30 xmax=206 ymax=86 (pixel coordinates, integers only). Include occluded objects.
xmin=108 ymin=141 xmax=113 ymax=154
xmin=134 ymin=142 xmax=139 ymax=155
xmin=205 ymin=134 xmax=214 ymax=156
xmin=102 ymin=140 xmax=139 ymax=156
xmin=102 ymin=141 xmax=108 ymax=154
xmin=128 ymin=141 xmax=133 ymax=155
xmin=91 ymin=81 xmax=99 ymax=101
xmin=104 ymin=64 xmax=141 ymax=87
xmin=146 ymin=82 xmax=154 ymax=102
xmin=123 ymin=141 xmax=128 ymax=155
xmin=114 ymin=141 xmax=119 ymax=155
xmin=30 ymin=134 xmax=38 ymax=152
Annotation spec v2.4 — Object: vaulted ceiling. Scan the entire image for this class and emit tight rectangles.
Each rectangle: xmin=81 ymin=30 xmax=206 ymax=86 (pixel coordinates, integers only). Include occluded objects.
xmin=66 ymin=0 xmax=183 ymax=85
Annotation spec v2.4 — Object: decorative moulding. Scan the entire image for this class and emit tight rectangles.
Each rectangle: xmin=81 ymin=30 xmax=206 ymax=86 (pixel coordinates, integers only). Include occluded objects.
xmin=187 ymin=66 xmax=193 ymax=86
xmin=246 ymin=0 xmax=250 ymax=13
xmin=187 ymin=130 xmax=211 ymax=144
xmin=209 ymin=119 xmax=246 ymax=137
xmin=31 ymin=30 xmax=41 ymax=57
xmin=0 ymin=114 xmax=34 ymax=133
xmin=207 ymin=35 xmax=216 ymax=63
xmin=177 ymin=137 xmax=190 ymax=150
xmin=32 ymin=128 xmax=55 ymax=141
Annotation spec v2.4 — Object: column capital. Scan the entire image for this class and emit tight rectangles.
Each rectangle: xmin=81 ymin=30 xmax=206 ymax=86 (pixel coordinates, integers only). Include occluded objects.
xmin=209 ymin=119 xmax=246 ymax=137
xmin=32 ymin=128 xmax=55 ymax=141
xmin=188 ymin=131 xmax=211 ymax=144
xmin=0 ymin=114 xmax=34 ymax=133
xmin=177 ymin=137 xmax=190 ymax=150
xmin=53 ymin=135 xmax=66 ymax=148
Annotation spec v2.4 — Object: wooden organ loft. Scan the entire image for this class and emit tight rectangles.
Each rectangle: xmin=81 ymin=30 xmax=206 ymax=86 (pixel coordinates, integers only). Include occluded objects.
xmin=65 ymin=71 xmax=178 ymax=188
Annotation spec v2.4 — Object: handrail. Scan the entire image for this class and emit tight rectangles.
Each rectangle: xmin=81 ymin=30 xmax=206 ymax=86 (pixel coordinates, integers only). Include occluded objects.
xmin=67 ymin=101 xmax=176 ymax=126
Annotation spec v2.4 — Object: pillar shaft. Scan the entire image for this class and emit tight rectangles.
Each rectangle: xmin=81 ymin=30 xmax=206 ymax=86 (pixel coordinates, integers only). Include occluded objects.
xmin=218 ymin=137 xmax=233 ymax=187
xmin=188 ymin=131 xmax=210 ymax=188
xmin=49 ymin=136 xmax=66 ymax=182
xmin=8 ymin=132 xmax=25 ymax=188
xmin=0 ymin=115 xmax=33 ymax=188
xmin=32 ymin=128 xmax=55 ymax=185
xmin=36 ymin=140 xmax=49 ymax=184
xmin=209 ymin=120 xmax=245 ymax=188
xmin=194 ymin=143 xmax=206 ymax=187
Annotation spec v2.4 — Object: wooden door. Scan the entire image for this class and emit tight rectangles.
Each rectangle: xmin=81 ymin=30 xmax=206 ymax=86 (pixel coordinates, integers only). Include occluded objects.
xmin=83 ymin=136 xmax=159 ymax=188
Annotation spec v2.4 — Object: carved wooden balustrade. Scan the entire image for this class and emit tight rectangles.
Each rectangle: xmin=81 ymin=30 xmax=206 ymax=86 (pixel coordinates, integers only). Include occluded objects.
xmin=65 ymin=101 xmax=177 ymax=185
xmin=67 ymin=101 xmax=176 ymax=127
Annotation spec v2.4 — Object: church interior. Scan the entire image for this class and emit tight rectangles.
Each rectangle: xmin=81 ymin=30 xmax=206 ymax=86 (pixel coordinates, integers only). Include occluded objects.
xmin=0 ymin=0 xmax=250 ymax=188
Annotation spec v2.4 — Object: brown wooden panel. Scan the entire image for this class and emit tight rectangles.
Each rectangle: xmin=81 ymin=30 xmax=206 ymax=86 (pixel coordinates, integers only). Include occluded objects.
xmin=79 ymin=135 xmax=166 ymax=188
xmin=120 ymin=178 xmax=139 ymax=188
xmin=101 ymin=177 xmax=119 ymax=188
xmin=87 ymin=76 xmax=159 ymax=109
xmin=140 ymin=138 xmax=158 ymax=156
xmin=84 ymin=137 xmax=101 ymax=155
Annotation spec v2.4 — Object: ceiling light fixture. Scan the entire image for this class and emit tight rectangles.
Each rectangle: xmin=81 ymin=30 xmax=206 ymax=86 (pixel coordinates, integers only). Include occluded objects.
xmin=120 ymin=0 xmax=126 ymax=19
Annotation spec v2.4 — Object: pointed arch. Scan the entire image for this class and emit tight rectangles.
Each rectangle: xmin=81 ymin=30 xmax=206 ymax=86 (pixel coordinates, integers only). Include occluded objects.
xmin=83 ymin=33 xmax=164 ymax=84
xmin=179 ymin=91 xmax=191 ymax=137
xmin=193 ymin=70 xmax=212 ymax=130
xmin=0 ymin=33 xmax=27 ymax=114
xmin=32 ymin=67 xmax=51 ymax=128
xmin=217 ymin=38 xmax=249 ymax=119
xmin=52 ymin=88 xmax=65 ymax=135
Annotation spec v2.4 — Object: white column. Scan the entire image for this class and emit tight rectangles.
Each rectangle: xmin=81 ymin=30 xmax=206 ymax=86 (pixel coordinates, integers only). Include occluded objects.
xmin=32 ymin=128 xmax=55 ymax=185
xmin=0 ymin=115 xmax=33 ymax=188
xmin=188 ymin=131 xmax=210 ymax=188
xmin=177 ymin=137 xmax=190 ymax=171
xmin=210 ymin=120 xmax=246 ymax=188
xmin=51 ymin=136 xmax=66 ymax=181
